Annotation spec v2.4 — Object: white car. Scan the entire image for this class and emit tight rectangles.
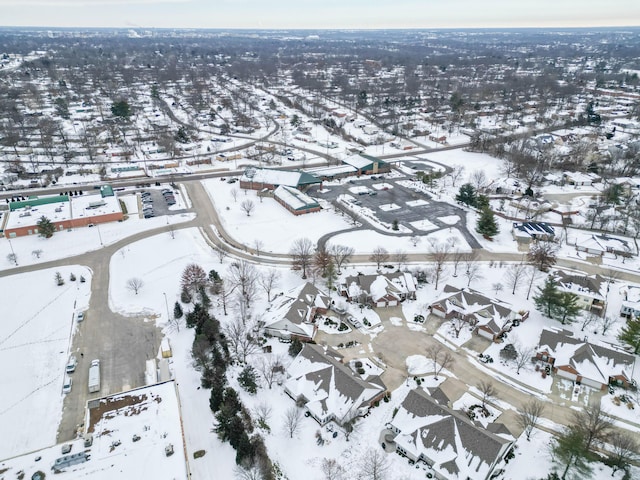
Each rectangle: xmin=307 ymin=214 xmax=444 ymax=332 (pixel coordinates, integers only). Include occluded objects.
xmin=77 ymin=311 xmax=85 ymax=322
xmin=66 ymin=355 xmax=77 ymax=373
xmin=63 ymin=375 xmax=72 ymax=394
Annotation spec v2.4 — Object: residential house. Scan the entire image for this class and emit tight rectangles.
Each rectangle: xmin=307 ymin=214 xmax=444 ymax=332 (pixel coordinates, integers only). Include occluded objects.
xmin=568 ymin=230 xmax=634 ymax=259
xmin=511 ymin=222 xmax=556 ymax=244
xmin=620 ymin=285 xmax=640 ymax=318
xmin=262 ymin=282 xmax=330 ymax=341
xmin=429 ymin=285 xmax=528 ymax=342
xmin=535 ymin=328 xmax=636 ymax=390
xmin=284 ymin=343 xmax=386 ymax=426
xmin=387 ymin=388 xmax=513 ymax=480
xmin=552 ymin=270 xmax=606 ymax=315
xmin=340 ymin=272 xmax=417 ymax=307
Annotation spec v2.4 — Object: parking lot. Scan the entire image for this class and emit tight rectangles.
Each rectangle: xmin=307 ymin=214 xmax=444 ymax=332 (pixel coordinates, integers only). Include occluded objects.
xmin=137 ymin=187 xmax=180 ymax=218
xmin=308 ymin=168 xmax=481 ymax=248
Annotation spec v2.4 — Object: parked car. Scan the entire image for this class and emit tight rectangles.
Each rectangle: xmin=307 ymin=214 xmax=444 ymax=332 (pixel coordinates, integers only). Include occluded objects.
xmin=66 ymin=355 xmax=77 ymax=374
xmin=76 ymin=311 xmax=85 ymax=322
xmin=62 ymin=375 xmax=72 ymax=394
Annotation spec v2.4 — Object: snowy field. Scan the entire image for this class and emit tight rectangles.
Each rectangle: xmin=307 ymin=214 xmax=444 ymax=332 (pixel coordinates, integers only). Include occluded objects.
xmin=0 ymin=265 xmax=91 ymax=459
xmin=201 ymin=178 xmax=353 ymax=253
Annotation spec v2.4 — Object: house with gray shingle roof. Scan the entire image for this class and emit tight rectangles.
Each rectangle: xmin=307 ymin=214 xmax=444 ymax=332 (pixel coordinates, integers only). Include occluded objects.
xmin=429 ymin=285 xmax=528 ymax=342
xmin=262 ymin=282 xmax=330 ymax=341
xmin=284 ymin=343 xmax=386 ymax=426
xmin=535 ymin=328 xmax=636 ymax=390
xmin=340 ymin=272 xmax=417 ymax=307
xmin=387 ymin=388 xmax=513 ymax=480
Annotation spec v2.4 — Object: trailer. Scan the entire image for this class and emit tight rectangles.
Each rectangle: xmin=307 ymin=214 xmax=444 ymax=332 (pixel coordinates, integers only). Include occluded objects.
xmin=88 ymin=359 xmax=100 ymax=393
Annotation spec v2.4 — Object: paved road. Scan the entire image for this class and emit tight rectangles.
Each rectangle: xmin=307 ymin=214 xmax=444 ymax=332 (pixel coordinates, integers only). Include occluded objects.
xmin=3 ymin=176 xmax=640 ymax=447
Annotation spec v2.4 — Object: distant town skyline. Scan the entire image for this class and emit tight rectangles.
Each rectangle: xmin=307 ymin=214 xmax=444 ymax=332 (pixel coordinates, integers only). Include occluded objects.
xmin=1 ymin=0 xmax=639 ymax=30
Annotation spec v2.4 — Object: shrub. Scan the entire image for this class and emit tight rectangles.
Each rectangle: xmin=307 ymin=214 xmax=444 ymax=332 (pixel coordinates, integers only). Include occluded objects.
xmin=69 ymin=273 xmax=76 ymax=281
xmin=355 ymin=361 xmax=363 ymax=368
xmin=193 ymin=450 xmax=206 ymax=459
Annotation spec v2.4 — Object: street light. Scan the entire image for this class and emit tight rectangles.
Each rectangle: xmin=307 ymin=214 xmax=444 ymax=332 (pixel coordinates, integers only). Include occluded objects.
xmin=163 ymin=292 xmax=171 ymax=322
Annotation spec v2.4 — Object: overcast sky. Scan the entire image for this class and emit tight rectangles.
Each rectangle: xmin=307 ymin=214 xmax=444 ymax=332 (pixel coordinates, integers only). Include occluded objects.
xmin=1 ymin=0 xmax=639 ymax=29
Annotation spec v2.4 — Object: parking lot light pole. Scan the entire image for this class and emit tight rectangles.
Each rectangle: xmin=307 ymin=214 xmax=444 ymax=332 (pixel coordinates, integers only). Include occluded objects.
xmin=7 ymin=236 xmax=17 ymax=265
xmin=163 ymin=292 xmax=170 ymax=322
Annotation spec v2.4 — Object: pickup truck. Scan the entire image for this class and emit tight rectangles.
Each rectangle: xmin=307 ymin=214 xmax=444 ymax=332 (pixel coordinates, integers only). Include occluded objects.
xmin=88 ymin=359 xmax=100 ymax=393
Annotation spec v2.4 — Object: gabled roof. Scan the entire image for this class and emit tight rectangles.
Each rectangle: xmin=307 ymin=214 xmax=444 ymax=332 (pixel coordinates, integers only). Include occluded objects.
xmin=512 ymin=221 xmax=555 ymax=238
xmin=553 ymin=270 xmax=605 ymax=300
xmin=342 ymin=153 xmax=388 ymax=170
xmin=274 ymin=185 xmax=319 ymax=211
xmin=343 ymin=272 xmax=416 ymax=303
xmin=538 ymin=328 xmax=635 ymax=385
xmin=285 ymin=344 xmax=386 ymax=424
xmin=240 ymin=167 xmax=320 ymax=187
xmin=392 ymin=388 xmax=512 ymax=480
xmin=431 ymin=285 xmax=523 ymax=329
xmin=263 ymin=282 xmax=330 ymax=339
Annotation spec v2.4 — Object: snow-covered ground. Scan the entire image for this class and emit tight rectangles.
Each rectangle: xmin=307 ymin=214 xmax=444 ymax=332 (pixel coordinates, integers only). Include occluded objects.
xmin=0 ymin=265 xmax=91 ymax=459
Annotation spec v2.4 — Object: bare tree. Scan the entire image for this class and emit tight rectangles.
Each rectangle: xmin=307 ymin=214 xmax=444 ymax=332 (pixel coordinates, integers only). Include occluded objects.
xmin=320 ymin=458 xmax=346 ymax=480
xmin=230 ymin=188 xmax=239 ymax=203
xmin=492 ymin=283 xmax=504 ymax=295
xmin=234 ymin=463 xmax=264 ymax=480
xmin=450 ymin=164 xmax=465 ymax=187
xmin=312 ymin=246 xmax=333 ymax=278
xmin=580 ymin=312 xmax=599 ymax=332
xmin=329 ymin=244 xmax=355 ymax=273
xmin=513 ymin=343 xmax=534 ymax=375
xmin=253 ymin=401 xmax=273 ymax=428
xmin=451 ymin=248 xmax=465 ymax=277
xmin=241 ymin=199 xmax=255 ymax=216
xmin=462 ymin=251 xmax=479 ymax=275
xmin=227 ymin=260 xmax=259 ymax=306
xmin=393 ymin=250 xmax=408 ymax=270
xmin=425 ymin=344 xmax=454 ymax=380
xmin=283 ymin=406 xmax=303 ymax=438
xmin=31 ymin=249 xmax=43 ymax=259
xmin=257 ymin=354 xmax=284 ymax=389
xmin=410 ymin=235 xmax=420 ymax=248
xmin=253 ymin=239 xmax=264 ymax=256
xmin=214 ymin=245 xmax=229 ymax=264
xmin=224 ymin=317 xmax=261 ymax=363
xmin=608 ymin=431 xmax=638 ymax=476
xmin=505 ymin=263 xmax=527 ymax=294
xmin=570 ymin=401 xmax=612 ymax=452
xmin=527 ymin=241 xmax=558 ymax=272
xmin=477 ymin=380 xmax=497 ymax=410
xmin=599 ymin=315 xmax=617 ymax=335
xmin=291 ymin=237 xmax=314 ymax=279
xmin=465 ymin=263 xmax=483 ymax=287
xmin=470 ymin=169 xmax=487 ymax=192
xmin=358 ymin=448 xmax=390 ymax=480
xmin=429 ymin=240 xmax=450 ymax=290
xmin=369 ymin=246 xmax=389 ymax=270
xmin=448 ymin=316 xmax=467 ymax=339
xmin=126 ymin=277 xmax=144 ymax=295
xmin=525 ymin=265 xmax=543 ymax=300
xmin=258 ymin=269 xmax=281 ymax=302
xmin=516 ymin=398 xmax=546 ymax=441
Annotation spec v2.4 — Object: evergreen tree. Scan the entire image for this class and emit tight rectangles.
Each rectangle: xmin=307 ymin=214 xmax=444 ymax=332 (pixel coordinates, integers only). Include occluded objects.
xmin=476 ymin=207 xmax=499 ymax=238
xmin=111 ymin=100 xmax=131 ymax=119
xmin=238 ymin=365 xmax=258 ymax=394
xmin=534 ymin=277 xmax=561 ymax=318
xmin=209 ymin=375 xmax=226 ymax=412
xmin=288 ymin=338 xmax=303 ymax=357
xmin=555 ymin=292 xmax=581 ymax=325
xmin=455 ymin=183 xmax=477 ymax=207
xmin=173 ymin=301 xmax=183 ymax=320
xmin=552 ymin=429 xmax=592 ymax=480
xmin=618 ymin=316 xmax=640 ymax=354
xmin=37 ymin=216 xmax=55 ymax=238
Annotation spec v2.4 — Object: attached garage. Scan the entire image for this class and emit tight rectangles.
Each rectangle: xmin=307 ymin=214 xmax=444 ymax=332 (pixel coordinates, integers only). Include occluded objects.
xmin=581 ymin=377 xmax=604 ymax=389
xmin=556 ymin=368 xmax=578 ymax=382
